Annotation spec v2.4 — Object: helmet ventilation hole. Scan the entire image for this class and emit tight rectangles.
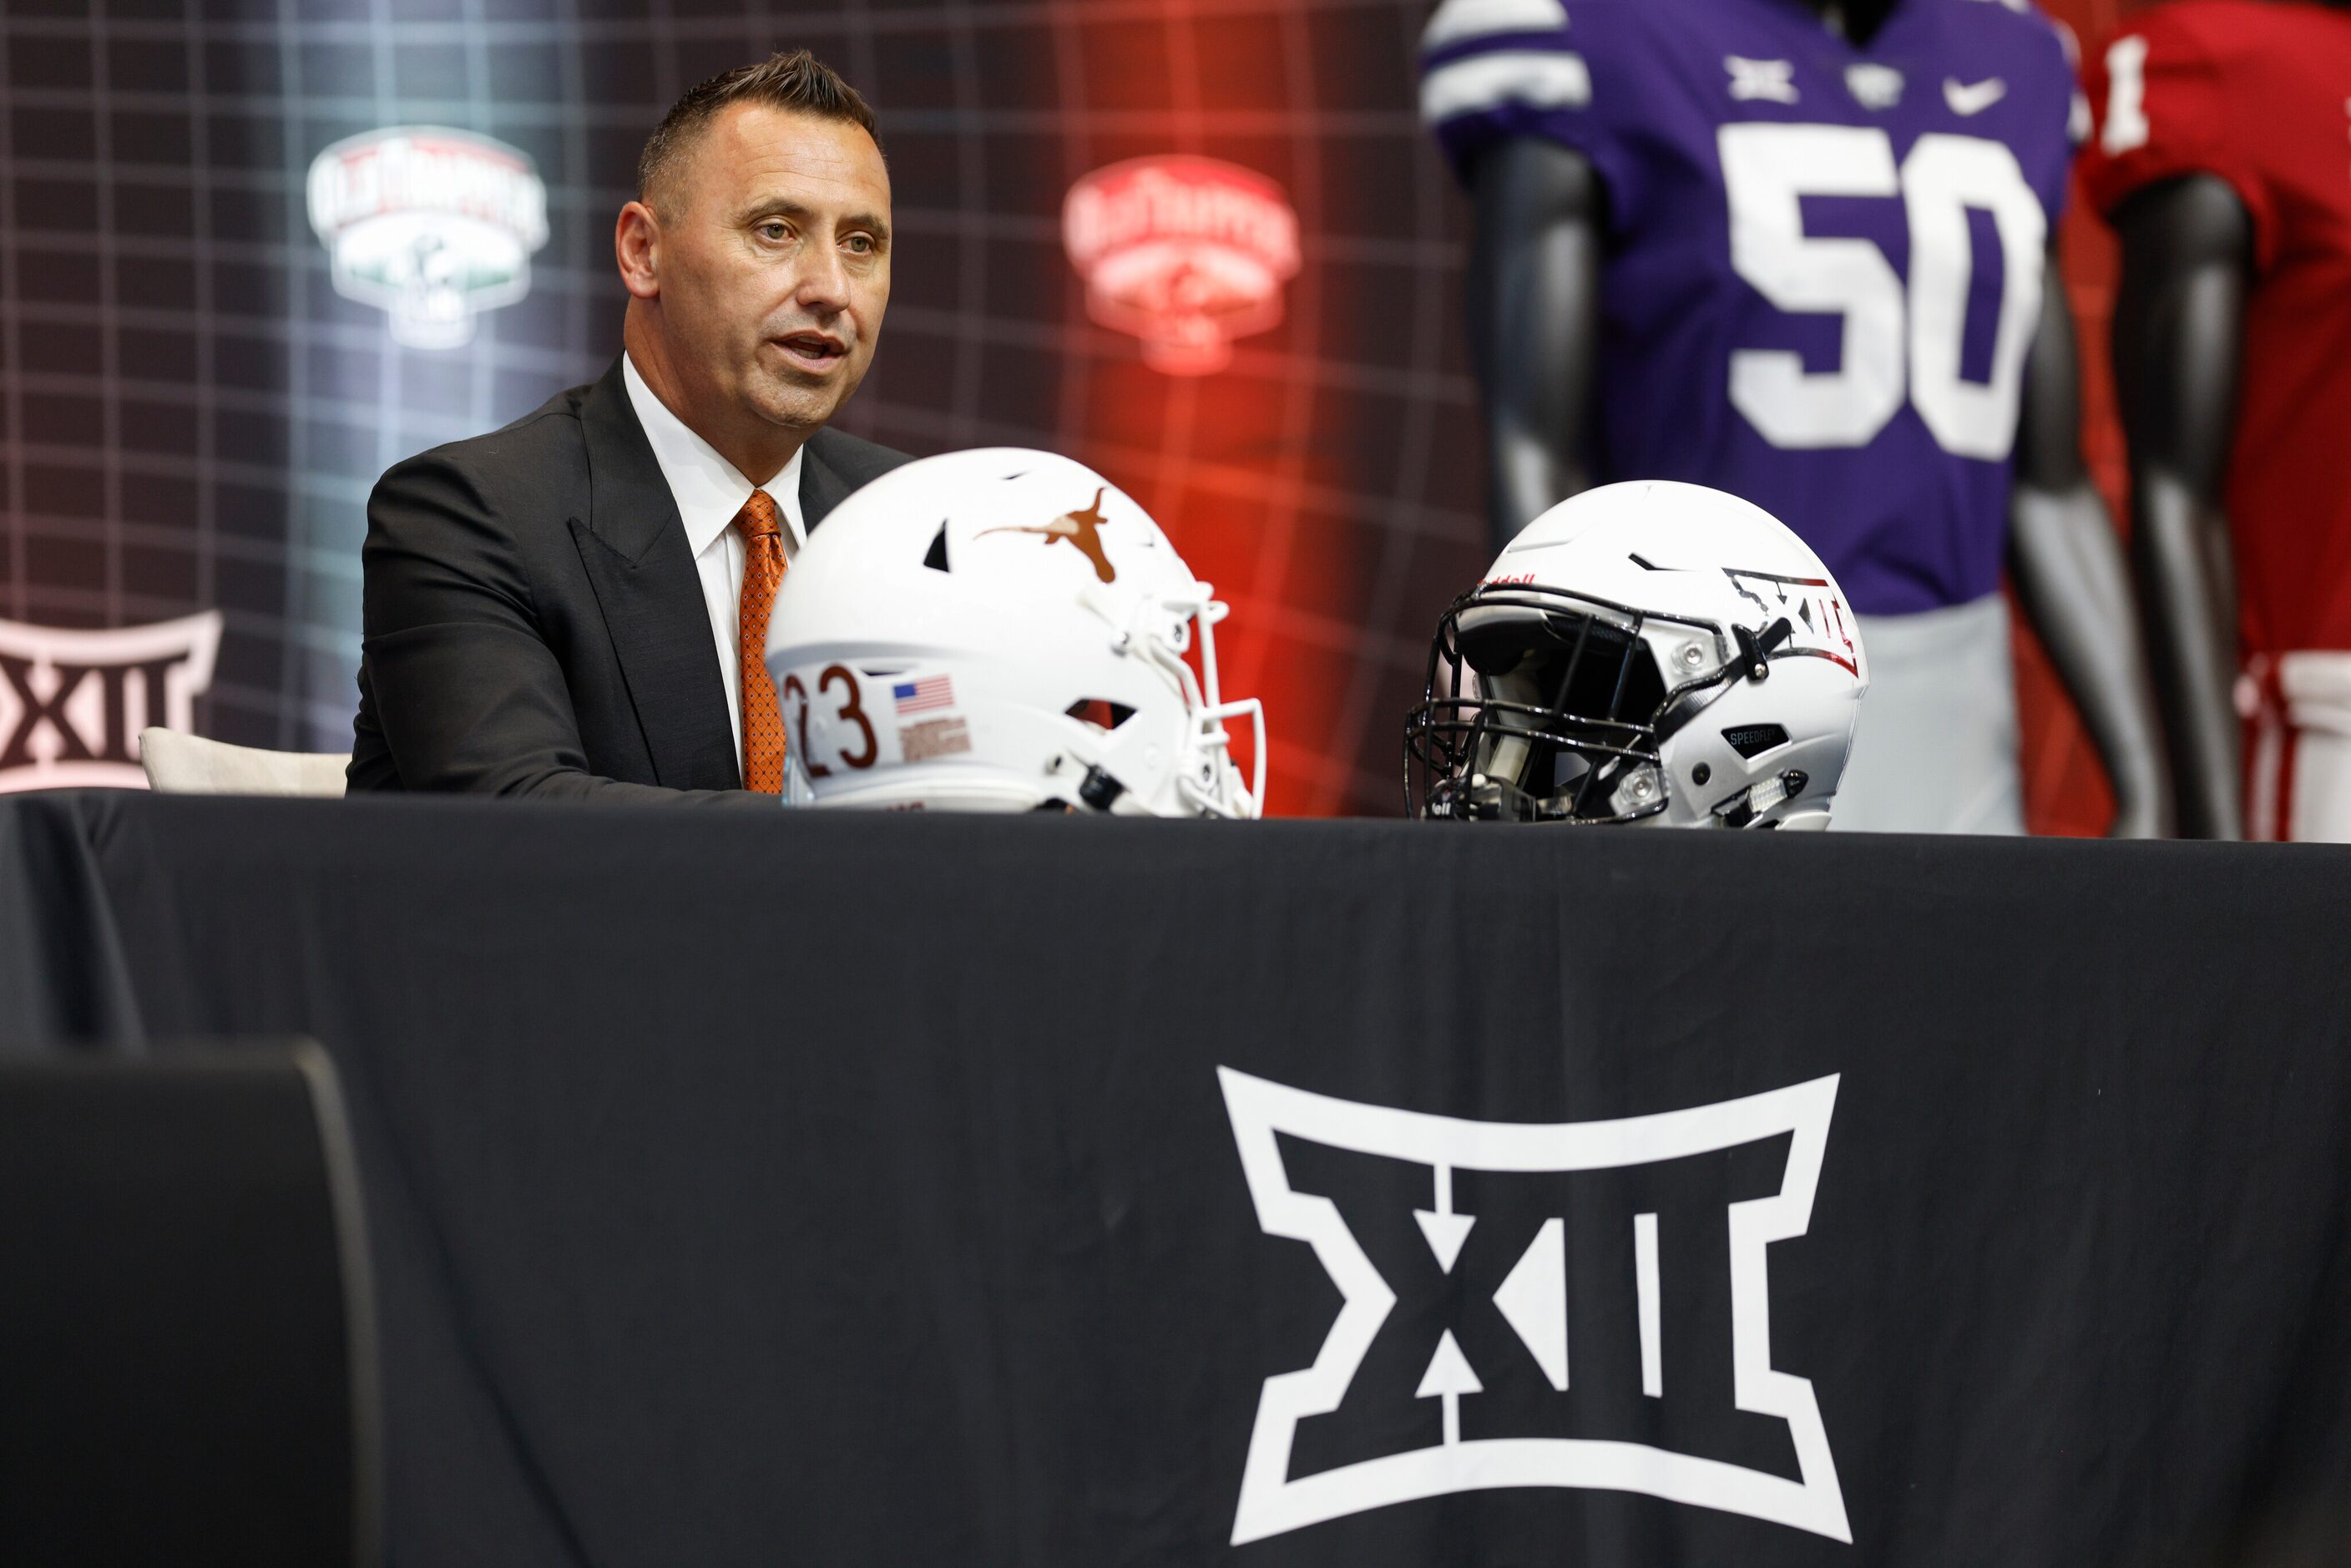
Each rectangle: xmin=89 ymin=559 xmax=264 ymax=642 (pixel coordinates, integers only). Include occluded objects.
xmin=1065 ymin=699 xmax=1137 ymax=731
xmin=923 ymin=523 xmax=951 ymax=573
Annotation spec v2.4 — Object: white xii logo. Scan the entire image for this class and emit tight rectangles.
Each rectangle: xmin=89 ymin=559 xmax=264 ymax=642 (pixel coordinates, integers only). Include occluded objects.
xmin=0 ymin=613 xmax=222 ymax=792
xmin=1218 ymin=1068 xmax=1848 ymax=1545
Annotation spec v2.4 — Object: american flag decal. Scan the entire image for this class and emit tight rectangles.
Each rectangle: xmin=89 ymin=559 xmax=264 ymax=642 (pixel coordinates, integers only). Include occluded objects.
xmin=893 ymin=675 xmax=956 ymax=715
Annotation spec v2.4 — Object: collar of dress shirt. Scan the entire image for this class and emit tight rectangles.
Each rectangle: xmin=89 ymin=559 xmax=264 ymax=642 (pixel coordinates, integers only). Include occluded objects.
xmin=620 ymin=352 xmax=807 ymax=560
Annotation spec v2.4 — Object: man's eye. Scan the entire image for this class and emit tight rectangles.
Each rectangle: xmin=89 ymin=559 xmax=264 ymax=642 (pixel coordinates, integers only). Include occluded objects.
xmin=844 ymin=235 xmax=873 ymax=255
xmin=759 ymin=223 xmax=787 ymax=240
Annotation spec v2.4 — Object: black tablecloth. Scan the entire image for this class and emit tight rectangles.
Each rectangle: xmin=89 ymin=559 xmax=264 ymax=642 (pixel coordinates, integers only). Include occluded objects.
xmin=3 ymin=792 xmax=2347 ymax=1566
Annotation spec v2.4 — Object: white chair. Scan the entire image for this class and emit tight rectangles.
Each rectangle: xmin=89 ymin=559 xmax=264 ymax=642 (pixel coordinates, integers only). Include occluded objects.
xmin=139 ymin=727 xmax=350 ymax=797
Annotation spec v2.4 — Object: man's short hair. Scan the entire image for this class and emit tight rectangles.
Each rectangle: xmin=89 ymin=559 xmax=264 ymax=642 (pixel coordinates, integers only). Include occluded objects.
xmin=636 ymin=48 xmax=881 ymax=212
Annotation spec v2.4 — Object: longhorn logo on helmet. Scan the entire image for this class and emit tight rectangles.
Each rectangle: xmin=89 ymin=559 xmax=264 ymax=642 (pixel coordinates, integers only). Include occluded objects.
xmin=975 ymin=490 xmax=1120 ymax=583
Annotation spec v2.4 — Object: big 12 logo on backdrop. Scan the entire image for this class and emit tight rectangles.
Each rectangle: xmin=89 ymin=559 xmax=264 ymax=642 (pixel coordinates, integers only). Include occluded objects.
xmin=1218 ymin=1068 xmax=1848 ymax=1545
xmin=0 ymin=613 xmax=223 ymax=792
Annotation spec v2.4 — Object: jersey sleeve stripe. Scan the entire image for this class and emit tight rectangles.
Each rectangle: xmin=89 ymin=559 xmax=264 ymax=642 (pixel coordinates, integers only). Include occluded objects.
xmin=1420 ymin=50 xmax=1593 ymax=128
xmin=1422 ymin=0 xmax=1572 ymax=52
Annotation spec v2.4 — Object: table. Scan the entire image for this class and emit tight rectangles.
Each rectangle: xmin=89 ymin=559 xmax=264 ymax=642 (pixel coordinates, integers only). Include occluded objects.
xmin=3 ymin=792 xmax=2346 ymax=1566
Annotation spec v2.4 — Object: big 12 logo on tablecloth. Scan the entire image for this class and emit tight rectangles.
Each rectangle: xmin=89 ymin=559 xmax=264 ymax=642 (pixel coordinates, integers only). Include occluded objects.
xmin=1218 ymin=1067 xmax=1847 ymax=1545
xmin=0 ymin=613 xmax=223 ymax=792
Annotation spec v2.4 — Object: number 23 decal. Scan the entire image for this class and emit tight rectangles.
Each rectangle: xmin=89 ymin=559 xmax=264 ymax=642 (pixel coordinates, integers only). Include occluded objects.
xmin=781 ymin=664 xmax=879 ymax=776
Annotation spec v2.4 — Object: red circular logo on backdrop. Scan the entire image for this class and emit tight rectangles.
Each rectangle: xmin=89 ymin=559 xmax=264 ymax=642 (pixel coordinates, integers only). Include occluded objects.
xmin=1063 ymin=156 xmax=1303 ymax=377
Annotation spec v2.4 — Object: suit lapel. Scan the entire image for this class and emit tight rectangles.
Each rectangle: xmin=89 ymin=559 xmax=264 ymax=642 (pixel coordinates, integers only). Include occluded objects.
xmin=574 ymin=358 xmax=742 ymax=791
xmin=798 ymin=431 xmax=856 ymax=534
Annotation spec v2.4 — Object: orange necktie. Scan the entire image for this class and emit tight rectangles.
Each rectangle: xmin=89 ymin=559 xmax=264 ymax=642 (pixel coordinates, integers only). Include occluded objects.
xmin=734 ymin=490 xmax=788 ymax=793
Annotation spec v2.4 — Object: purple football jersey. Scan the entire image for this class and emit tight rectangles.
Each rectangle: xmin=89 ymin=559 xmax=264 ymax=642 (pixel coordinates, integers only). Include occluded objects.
xmin=1422 ymin=0 xmax=2084 ymax=615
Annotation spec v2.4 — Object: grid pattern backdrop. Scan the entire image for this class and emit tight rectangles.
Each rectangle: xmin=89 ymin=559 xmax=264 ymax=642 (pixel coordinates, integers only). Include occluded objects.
xmin=0 ymin=0 xmax=2145 ymax=822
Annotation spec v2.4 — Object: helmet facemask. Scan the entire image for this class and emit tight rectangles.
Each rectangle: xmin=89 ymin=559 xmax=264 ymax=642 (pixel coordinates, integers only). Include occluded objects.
xmin=1407 ymin=584 xmax=1673 ymax=822
xmin=1405 ymin=582 xmax=1785 ymax=825
xmin=1083 ymin=583 xmax=1265 ymax=817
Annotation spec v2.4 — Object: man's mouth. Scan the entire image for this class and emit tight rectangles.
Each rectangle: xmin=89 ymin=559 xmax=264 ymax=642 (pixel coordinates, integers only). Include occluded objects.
xmin=773 ymin=331 xmax=849 ymax=373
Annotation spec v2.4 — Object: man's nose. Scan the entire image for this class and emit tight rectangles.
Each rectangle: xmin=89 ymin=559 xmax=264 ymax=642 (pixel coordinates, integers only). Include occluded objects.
xmin=795 ymin=238 xmax=852 ymax=314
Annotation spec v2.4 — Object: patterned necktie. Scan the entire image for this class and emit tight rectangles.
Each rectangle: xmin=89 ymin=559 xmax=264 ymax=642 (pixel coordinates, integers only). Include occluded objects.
xmin=734 ymin=489 xmax=788 ymax=793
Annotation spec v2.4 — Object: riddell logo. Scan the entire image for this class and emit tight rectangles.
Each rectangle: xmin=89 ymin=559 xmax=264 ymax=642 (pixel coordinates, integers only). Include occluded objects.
xmin=307 ymin=127 xmax=550 ymax=350
xmin=0 ymin=613 xmax=223 ymax=792
xmin=1063 ymin=157 xmax=1302 ymax=376
xmin=1218 ymin=1068 xmax=1848 ymax=1545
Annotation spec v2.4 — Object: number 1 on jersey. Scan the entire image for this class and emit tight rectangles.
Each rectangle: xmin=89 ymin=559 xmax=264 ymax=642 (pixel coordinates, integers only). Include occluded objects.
xmin=2101 ymin=35 xmax=2151 ymax=154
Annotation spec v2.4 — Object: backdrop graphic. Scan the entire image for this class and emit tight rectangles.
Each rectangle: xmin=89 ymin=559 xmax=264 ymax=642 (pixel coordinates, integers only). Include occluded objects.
xmin=0 ymin=0 xmax=2147 ymax=822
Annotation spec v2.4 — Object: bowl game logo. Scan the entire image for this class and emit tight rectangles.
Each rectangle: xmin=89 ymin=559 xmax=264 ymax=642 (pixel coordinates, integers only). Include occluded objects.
xmin=1217 ymin=1067 xmax=1848 ymax=1545
xmin=306 ymin=127 xmax=550 ymax=350
xmin=1063 ymin=156 xmax=1302 ymax=376
xmin=0 ymin=612 xmax=223 ymax=792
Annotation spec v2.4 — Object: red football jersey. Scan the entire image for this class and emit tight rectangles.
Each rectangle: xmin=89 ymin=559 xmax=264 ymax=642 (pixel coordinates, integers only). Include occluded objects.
xmin=2080 ymin=0 xmax=2351 ymax=658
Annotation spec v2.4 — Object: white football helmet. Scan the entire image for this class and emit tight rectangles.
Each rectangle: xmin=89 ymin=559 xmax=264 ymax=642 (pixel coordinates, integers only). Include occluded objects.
xmin=1405 ymin=481 xmax=1869 ymax=829
xmin=765 ymin=448 xmax=1264 ymax=817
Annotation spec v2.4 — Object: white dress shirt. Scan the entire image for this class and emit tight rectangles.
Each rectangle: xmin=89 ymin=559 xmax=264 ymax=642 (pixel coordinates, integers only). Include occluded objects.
xmin=620 ymin=352 xmax=807 ymax=761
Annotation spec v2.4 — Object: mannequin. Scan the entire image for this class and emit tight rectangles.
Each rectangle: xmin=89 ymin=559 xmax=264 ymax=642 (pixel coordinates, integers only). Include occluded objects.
xmin=1435 ymin=0 xmax=2171 ymax=835
xmin=2085 ymin=1 xmax=2351 ymax=842
xmin=2107 ymin=177 xmax=2247 ymax=838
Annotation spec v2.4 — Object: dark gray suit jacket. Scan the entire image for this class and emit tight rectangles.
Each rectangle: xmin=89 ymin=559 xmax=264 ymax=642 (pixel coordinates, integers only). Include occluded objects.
xmin=349 ymin=357 xmax=909 ymax=802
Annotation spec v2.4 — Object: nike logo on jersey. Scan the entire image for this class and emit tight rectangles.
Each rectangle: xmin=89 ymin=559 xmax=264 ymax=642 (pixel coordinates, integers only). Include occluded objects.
xmin=1726 ymin=56 xmax=1799 ymax=103
xmin=1944 ymin=77 xmax=2007 ymax=115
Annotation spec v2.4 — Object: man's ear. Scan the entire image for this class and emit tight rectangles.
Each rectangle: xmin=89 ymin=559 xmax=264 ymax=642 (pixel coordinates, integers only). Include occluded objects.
xmin=614 ymin=201 xmax=661 ymax=301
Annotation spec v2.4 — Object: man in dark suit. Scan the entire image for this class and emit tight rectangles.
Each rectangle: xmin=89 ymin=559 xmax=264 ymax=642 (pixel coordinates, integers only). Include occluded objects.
xmin=350 ymin=49 xmax=909 ymax=802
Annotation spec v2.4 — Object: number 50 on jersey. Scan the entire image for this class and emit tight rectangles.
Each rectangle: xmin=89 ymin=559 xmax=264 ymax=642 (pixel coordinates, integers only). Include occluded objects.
xmin=1722 ymin=124 xmax=2045 ymax=459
